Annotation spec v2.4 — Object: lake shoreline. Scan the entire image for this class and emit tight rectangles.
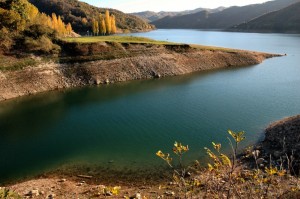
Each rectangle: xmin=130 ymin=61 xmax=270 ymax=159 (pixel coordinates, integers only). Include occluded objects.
xmin=0 ymin=43 xmax=281 ymax=102
xmin=2 ymin=114 xmax=300 ymax=198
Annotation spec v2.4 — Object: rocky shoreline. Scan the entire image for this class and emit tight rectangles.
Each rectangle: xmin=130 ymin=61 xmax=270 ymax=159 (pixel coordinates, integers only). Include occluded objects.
xmin=259 ymin=115 xmax=300 ymax=174
xmin=2 ymin=115 xmax=300 ymax=198
xmin=0 ymin=43 xmax=280 ymax=101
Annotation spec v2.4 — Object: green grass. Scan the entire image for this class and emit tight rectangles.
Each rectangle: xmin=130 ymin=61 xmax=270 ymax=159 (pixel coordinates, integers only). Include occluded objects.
xmin=63 ymin=35 xmax=176 ymax=45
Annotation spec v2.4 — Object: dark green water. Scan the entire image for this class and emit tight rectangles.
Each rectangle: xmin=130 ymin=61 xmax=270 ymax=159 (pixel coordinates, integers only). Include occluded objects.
xmin=1 ymin=30 xmax=300 ymax=183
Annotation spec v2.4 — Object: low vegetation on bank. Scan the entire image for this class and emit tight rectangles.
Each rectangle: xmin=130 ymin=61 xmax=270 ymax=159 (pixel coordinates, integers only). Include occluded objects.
xmin=63 ymin=35 xmax=173 ymax=45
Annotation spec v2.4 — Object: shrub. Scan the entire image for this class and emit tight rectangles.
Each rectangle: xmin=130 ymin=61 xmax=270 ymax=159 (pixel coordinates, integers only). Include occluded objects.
xmin=24 ymin=35 xmax=60 ymax=54
xmin=156 ymin=130 xmax=300 ymax=198
xmin=0 ymin=27 xmax=14 ymax=53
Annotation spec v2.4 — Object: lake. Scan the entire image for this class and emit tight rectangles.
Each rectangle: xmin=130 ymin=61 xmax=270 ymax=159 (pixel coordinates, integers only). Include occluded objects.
xmin=1 ymin=29 xmax=300 ymax=183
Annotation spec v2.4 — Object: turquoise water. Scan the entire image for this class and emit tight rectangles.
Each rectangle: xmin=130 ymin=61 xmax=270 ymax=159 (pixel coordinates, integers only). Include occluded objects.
xmin=1 ymin=30 xmax=300 ymax=183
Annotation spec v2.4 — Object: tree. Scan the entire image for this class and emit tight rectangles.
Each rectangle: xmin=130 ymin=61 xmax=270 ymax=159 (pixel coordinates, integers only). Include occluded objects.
xmin=82 ymin=17 xmax=88 ymax=25
xmin=95 ymin=20 xmax=99 ymax=36
xmin=66 ymin=22 xmax=72 ymax=35
xmin=101 ymin=18 xmax=106 ymax=35
xmin=51 ymin=13 xmax=58 ymax=30
xmin=92 ymin=18 xmax=97 ymax=36
xmin=98 ymin=14 xmax=104 ymax=35
xmin=105 ymin=10 xmax=111 ymax=34
xmin=0 ymin=7 xmax=24 ymax=31
xmin=57 ymin=15 xmax=66 ymax=35
xmin=110 ymin=14 xmax=117 ymax=34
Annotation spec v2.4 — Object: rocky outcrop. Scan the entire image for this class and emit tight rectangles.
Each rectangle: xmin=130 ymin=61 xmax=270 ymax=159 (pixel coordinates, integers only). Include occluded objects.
xmin=262 ymin=115 xmax=300 ymax=174
xmin=0 ymin=43 xmax=279 ymax=101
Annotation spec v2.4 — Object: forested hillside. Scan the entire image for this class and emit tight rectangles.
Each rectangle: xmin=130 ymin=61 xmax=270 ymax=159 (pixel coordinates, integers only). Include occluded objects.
xmin=29 ymin=0 xmax=155 ymax=34
xmin=151 ymin=0 xmax=299 ymax=29
xmin=0 ymin=0 xmax=72 ymax=55
xmin=229 ymin=2 xmax=300 ymax=33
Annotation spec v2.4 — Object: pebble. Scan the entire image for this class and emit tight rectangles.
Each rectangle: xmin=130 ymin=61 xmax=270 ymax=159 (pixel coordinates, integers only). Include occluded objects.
xmin=58 ymin=178 xmax=66 ymax=182
xmin=273 ymin=151 xmax=282 ymax=158
xmin=25 ymin=189 xmax=39 ymax=196
xmin=130 ymin=193 xmax=142 ymax=199
xmin=47 ymin=193 xmax=55 ymax=199
xmin=256 ymin=158 xmax=265 ymax=164
xmin=164 ymin=191 xmax=175 ymax=196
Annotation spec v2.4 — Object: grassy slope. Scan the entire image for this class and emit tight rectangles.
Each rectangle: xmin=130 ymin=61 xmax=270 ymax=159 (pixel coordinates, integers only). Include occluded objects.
xmin=63 ymin=36 xmax=173 ymax=45
xmin=62 ymin=36 xmax=241 ymax=52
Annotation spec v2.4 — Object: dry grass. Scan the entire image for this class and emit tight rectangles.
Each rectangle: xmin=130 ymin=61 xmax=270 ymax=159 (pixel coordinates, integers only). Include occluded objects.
xmin=62 ymin=35 xmax=175 ymax=45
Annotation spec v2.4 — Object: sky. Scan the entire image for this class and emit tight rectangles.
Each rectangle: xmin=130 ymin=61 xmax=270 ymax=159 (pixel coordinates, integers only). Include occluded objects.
xmin=80 ymin=0 xmax=271 ymax=13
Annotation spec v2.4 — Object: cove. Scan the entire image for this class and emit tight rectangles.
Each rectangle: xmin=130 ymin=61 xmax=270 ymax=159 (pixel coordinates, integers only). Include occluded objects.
xmin=1 ymin=30 xmax=300 ymax=184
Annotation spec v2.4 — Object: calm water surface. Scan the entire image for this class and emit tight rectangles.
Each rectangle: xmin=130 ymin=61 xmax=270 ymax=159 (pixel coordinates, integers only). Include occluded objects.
xmin=1 ymin=29 xmax=300 ymax=183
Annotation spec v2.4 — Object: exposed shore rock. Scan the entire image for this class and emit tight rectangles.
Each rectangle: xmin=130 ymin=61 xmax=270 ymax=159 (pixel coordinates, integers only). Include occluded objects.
xmin=262 ymin=115 xmax=300 ymax=174
xmin=0 ymin=43 xmax=280 ymax=101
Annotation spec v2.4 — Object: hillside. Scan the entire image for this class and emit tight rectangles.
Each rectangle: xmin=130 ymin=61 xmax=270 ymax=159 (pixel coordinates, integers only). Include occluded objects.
xmin=131 ymin=7 xmax=225 ymax=22
xmin=29 ymin=0 xmax=155 ymax=34
xmin=229 ymin=2 xmax=300 ymax=33
xmin=151 ymin=0 xmax=300 ymax=29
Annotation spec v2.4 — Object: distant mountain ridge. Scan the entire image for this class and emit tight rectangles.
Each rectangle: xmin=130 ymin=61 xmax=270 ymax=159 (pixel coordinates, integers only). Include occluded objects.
xmin=229 ymin=1 xmax=300 ymax=33
xmin=130 ymin=7 xmax=225 ymax=22
xmin=151 ymin=0 xmax=300 ymax=29
xmin=29 ymin=0 xmax=155 ymax=34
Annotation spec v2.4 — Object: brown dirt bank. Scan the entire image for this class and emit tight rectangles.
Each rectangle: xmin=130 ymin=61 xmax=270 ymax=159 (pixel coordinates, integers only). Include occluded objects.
xmin=0 ymin=43 xmax=280 ymax=101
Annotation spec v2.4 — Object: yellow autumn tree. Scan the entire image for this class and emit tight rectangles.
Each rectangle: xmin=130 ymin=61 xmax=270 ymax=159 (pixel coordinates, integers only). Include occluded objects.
xmin=66 ymin=22 xmax=72 ymax=35
xmin=82 ymin=17 xmax=88 ymax=25
xmin=101 ymin=18 xmax=106 ymax=35
xmin=57 ymin=15 xmax=66 ymax=34
xmin=98 ymin=14 xmax=104 ymax=35
xmin=110 ymin=14 xmax=117 ymax=34
xmin=51 ymin=13 xmax=58 ymax=30
xmin=92 ymin=18 xmax=97 ymax=35
xmin=27 ymin=4 xmax=38 ymax=21
xmin=105 ymin=10 xmax=111 ymax=34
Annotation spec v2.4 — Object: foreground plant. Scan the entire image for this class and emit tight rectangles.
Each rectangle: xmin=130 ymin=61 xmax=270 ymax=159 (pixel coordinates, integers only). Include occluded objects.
xmin=156 ymin=129 xmax=300 ymax=198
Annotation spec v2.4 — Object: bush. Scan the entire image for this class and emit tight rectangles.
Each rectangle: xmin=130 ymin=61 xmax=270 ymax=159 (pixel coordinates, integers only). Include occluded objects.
xmin=24 ymin=35 xmax=61 ymax=54
xmin=0 ymin=27 xmax=14 ymax=53
xmin=156 ymin=130 xmax=300 ymax=198
xmin=23 ymin=24 xmax=58 ymax=40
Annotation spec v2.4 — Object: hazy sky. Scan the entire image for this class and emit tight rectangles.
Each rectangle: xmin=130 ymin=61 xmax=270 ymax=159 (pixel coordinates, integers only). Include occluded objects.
xmin=80 ymin=0 xmax=271 ymax=13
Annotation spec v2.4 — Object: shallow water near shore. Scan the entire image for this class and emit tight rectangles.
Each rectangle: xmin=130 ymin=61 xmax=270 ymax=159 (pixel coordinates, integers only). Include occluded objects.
xmin=1 ymin=29 xmax=300 ymax=184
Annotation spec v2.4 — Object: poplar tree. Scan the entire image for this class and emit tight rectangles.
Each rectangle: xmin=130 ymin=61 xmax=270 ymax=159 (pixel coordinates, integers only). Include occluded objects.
xmin=105 ymin=10 xmax=111 ymax=34
xmin=51 ymin=13 xmax=58 ymax=30
xmin=110 ymin=14 xmax=117 ymax=34
xmin=101 ymin=18 xmax=106 ymax=35
xmin=66 ymin=22 xmax=72 ymax=35
xmin=57 ymin=15 xmax=65 ymax=34
xmin=98 ymin=14 xmax=104 ymax=35
xmin=95 ymin=20 xmax=99 ymax=36
xmin=92 ymin=18 xmax=97 ymax=36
